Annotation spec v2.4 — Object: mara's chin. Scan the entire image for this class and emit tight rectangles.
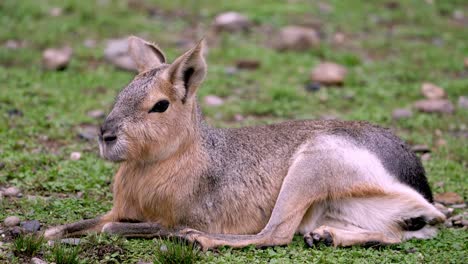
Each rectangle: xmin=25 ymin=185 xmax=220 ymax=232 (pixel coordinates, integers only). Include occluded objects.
xmin=98 ymin=141 xmax=126 ymax=162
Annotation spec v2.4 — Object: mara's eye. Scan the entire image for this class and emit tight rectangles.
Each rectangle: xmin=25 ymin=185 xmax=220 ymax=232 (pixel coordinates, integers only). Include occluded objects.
xmin=149 ymin=100 xmax=170 ymax=113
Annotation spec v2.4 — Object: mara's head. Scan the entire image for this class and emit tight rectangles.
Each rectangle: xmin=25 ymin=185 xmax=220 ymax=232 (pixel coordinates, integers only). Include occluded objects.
xmin=99 ymin=36 xmax=207 ymax=162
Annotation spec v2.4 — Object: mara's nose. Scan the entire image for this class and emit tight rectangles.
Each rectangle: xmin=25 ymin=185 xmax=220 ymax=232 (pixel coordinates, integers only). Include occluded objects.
xmin=100 ymin=125 xmax=117 ymax=143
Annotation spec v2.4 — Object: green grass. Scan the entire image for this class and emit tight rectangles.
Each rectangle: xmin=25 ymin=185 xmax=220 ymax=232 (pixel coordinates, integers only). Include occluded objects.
xmin=0 ymin=0 xmax=467 ymax=263
xmin=12 ymin=234 xmax=45 ymax=258
xmin=153 ymin=238 xmax=202 ymax=264
xmin=49 ymin=243 xmax=81 ymax=264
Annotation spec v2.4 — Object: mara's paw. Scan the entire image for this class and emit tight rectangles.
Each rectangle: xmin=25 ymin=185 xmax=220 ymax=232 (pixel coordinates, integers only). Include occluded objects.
xmin=304 ymin=226 xmax=334 ymax=247
xmin=176 ymin=228 xmax=211 ymax=251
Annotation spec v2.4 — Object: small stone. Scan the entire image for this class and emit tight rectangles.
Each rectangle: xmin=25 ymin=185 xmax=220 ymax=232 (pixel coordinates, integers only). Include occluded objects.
xmin=392 ymin=108 xmax=413 ymax=120
xmin=435 ymin=138 xmax=446 ymax=147
xmin=451 ymin=203 xmax=467 ymax=209
xmin=305 ymin=82 xmax=321 ymax=92
xmin=458 ymin=96 xmax=468 ymax=109
xmin=332 ymin=32 xmax=346 ymax=45
xmin=60 ymin=238 xmax=81 ymax=245
xmin=21 ymin=220 xmax=41 ymax=233
xmin=4 ymin=216 xmax=20 ymax=227
xmin=0 ymin=191 xmax=3 ymax=201
xmin=235 ymin=59 xmax=260 ymax=70
xmin=4 ymin=40 xmax=25 ymax=49
xmin=434 ymin=192 xmax=464 ymax=205
xmin=224 ymin=66 xmax=238 ymax=75
xmin=0 ymin=162 xmax=5 ymax=170
xmin=70 ymin=152 xmax=81 ymax=161
xmin=411 ymin=144 xmax=430 ymax=153
xmin=76 ymin=191 xmax=84 ymax=198
xmin=444 ymin=220 xmax=453 ymax=228
xmin=42 ymin=46 xmax=73 ymax=70
xmin=234 ymin=114 xmax=244 ymax=122
xmin=49 ymin=7 xmax=63 ymax=17
xmin=275 ymin=26 xmax=320 ymax=51
xmin=204 ymin=95 xmax=224 ymax=107
xmin=421 ymin=83 xmax=446 ymax=100
xmin=212 ymin=12 xmax=251 ymax=32
xmin=31 ymin=257 xmax=47 ymax=264
xmin=7 ymin=108 xmax=23 ymax=117
xmin=136 ymin=261 xmax=152 ymax=264
xmin=104 ymin=38 xmax=137 ymax=72
xmin=461 ymin=220 xmax=468 ymax=227
xmin=464 ymin=57 xmax=468 ymax=68
xmin=453 ymin=10 xmax=464 ymax=21
xmin=4 ymin=186 xmax=21 ymax=197
xmin=77 ymin=125 xmax=99 ymax=141
xmin=310 ymin=62 xmax=347 ymax=86
xmin=84 ymin=39 xmax=97 ymax=48
xmin=413 ymin=99 xmax=454 ymax=114
xmin=87 ymin=109 xmax=105 ymax=119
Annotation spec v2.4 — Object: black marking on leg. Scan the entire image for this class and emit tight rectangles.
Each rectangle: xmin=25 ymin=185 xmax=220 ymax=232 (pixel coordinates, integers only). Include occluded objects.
xmin=362 ymin=240 xmax=383 ymax=248
xmin=401 ymin=216 xmax=426 ymax=231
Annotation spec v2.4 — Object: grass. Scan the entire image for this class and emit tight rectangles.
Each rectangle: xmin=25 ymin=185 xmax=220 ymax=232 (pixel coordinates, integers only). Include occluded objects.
xmin=49 ymin=243 xmax=81 ymax=264
xmin=11 ymin=234 xmax=45 ymax=258
xmin=153 ymin=238 xmax=202 ymax=264
xmin=0 ymin=0 xmax=467 ymax=263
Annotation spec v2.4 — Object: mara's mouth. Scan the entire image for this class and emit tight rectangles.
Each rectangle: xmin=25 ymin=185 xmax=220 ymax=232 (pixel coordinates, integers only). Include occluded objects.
xmin=98 ymin=138 xmax=126 ymax=162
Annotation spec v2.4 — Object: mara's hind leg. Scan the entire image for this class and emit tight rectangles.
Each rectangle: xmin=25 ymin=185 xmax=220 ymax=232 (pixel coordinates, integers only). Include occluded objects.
xmin=302 ymin=187 xmax=445 ymax=248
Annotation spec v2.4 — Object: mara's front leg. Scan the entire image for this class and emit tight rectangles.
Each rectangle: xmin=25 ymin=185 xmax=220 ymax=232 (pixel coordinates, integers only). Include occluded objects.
xmin=44 ymin=213 xmax=115 ymax=240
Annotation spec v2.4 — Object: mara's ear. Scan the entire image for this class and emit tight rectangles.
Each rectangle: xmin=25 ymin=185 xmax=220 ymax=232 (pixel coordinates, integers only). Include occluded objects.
xmin=128 ymin=36 xmax=166 ymax=73
xmin=166 ymin=40 xmax=206 ymax=103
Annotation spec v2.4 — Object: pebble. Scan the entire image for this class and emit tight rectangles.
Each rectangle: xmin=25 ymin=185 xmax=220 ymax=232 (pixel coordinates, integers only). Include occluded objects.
xmin=421 ymin=82 xmax=446 ymax=100
xmin=464 ymin=57 xmax=468 ymax=68
xmin=42 ymin=46 xmax=73 ymax=70
xmin=305 ymin=82 xmax=321 ymax=92
xmin=275 ymin=26 xmax=320 ymax=51
xmin=70 ymin=152 xmax=81 ymax=161
xmin=60 ymin=238 xmax=82 ymax=245
xmin=458 ymin=96 xmax=468 ymax=109
xmin=77 ymin=125 xmax=99 ymax=141
xmin=212 ymin=12 xmax=251 ymax=32
xmin=0 ymin=162 xmax=5 ymax=170
xmin=21 ymin=220 xmax=41 ymax=233
xmin=420 ymin=153 xmax=431 ymax=161
xmin=413 ymin=99 xmax=454 ymax=114
xmin=48 ymin=7 xmax=63 ymax=17
xmin=4 ymin=216 xmax=21 ymax=227
xmin=392 ymin=108 xmax=413 ymax=120
xmin=204 ymin=95 xmax=224 ymax=107
xmin=310 ymin=62 xmax=347 ymax=85
xmin=3 ymin=186 xmax=21 ymax=197
xmin=30 ymin=257 xmax=47 ymax=264
xmin=104 ymin=38 xmax=137 ymax=72
xmin=434 ymin=192 xmax=464 ymax=205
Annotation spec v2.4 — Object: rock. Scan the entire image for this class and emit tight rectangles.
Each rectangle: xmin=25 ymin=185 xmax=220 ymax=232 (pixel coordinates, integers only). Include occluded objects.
xmin=0 ymin=191 xmax=3 ymax=201
xmin=453 ymin=10 xmax=464 ymax=21
xmin=212 ymin=12 xmax=251 ymax=32
xmin=42 ymin=46 xmax=73 ymax=70
xmin=20 ymin=220 xmax=41 ymax=233
xmin=451 ymin=203 xmax=467 ymax=209
xmin=332 ymin=32 xmax=346 ymax=45
xmin=458 ymin=96 xmax=468 ymax=109
xmin=136 ymin=261 xmax=152 ymax=264
xmin=224 ymin=66 xmax=238 ymax=75
xmin=234 ymin=114 xmax=244 ymax=122
xmin=104 ymin=38 xmax=137 ymax=72
xmin=435 ymin=138 xmax=446 ymax=147
xmin=464 ymin=57 xmax=468 ymax=68
xmin=70 ymin=152 xmax=81 ymax=161
xmin=235 ymin=59 xmax=260 ymax=70
xmin=3 ymin=186 xmax=21 ymax=197
xmin=4 ymin=40 xmax=25 ymax=49
xmin=204 ymin=95 xmax=224 ymax=107
xmin=77 ymin=125 xmax=99 ymax=141
xmin=310 ymin=62 xmax=347 ymax=85
xmin=411 ymin=144 xmax=430 ymax=153
xmin=413 ymin=99 xmax=454 ymax=114
xmin=275 ymin=26 xmax=320 ymax=51
xmin=392 ymin=108 xmax=413 ymax=120
xmin=87 ymin=109 xmax=105 ymax=119
xmin=7 ymin=108 xmax=23 ymax=117
xmin=421 ymin=82 xmax=446 ymax=100
xmin=48 ymin=7 xmax=63 ymax=17
xmin=60 ymin=238 xmax=82 ymax=245
xmin=84 ymin=39 xmax=97 ymax=48
xmin=4 ymin=216 xmax=21 ymax=227
xmin=434 ymin=192 xmax=464 ymax=205
xmin=0 ymin=162 xmax=5 ymax=170
xmin=305 ymin=82 xmax=321 ymax=92
xmin=30 ymin=257 xmax=47 ymax=264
